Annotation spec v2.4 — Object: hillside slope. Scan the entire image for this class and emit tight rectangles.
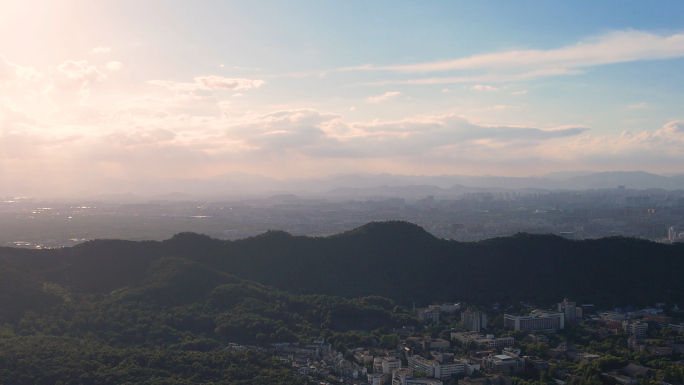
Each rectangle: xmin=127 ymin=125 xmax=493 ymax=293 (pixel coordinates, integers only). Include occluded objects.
xmin=2 ymin=221 xmax=683 ymax=308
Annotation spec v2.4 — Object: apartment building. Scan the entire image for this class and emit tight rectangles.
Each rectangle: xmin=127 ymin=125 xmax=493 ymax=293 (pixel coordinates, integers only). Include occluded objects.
xmin=374 ymin=356 xmax=402 ymax=374
xmin=461 ymin=310 xmax=487 ymax=332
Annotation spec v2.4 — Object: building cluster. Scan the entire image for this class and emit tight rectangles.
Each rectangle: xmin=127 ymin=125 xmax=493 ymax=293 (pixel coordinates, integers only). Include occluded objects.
xmin=273 ymin=297 xmax=684 ymax=385
xmin=280 ymin=343 xmax=368 ymax=383
xmin=414 ymin=303 xmax=461 ymax=324
xmin=451 ymin=332 xmax=515 ymax=350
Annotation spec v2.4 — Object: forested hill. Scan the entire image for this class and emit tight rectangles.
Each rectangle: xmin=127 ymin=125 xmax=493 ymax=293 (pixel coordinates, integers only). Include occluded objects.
xmin=3 ymin=221 xmax=684 ymax=308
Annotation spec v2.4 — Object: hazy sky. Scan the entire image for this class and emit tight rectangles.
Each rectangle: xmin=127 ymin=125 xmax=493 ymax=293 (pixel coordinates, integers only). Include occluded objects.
xmin=2 ymin=0 xmax=684 ymax=194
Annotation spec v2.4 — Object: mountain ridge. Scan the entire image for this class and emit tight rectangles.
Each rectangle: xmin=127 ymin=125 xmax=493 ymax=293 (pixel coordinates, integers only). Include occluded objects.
xmin=2 ymin=221 xmax=683 ymax=310
xmin=16 ymin=170 xmax=684 ymax=199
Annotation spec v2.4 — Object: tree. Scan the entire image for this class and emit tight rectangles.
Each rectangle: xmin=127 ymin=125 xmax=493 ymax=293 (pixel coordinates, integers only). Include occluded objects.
xmin=380 ymin=334 xmax=400 ymax=349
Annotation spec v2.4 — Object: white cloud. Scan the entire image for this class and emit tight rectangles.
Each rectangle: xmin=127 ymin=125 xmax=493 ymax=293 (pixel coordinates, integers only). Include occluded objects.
xmin=512 ymin=90 xmax=527 ymax=95
xmin=346 ymin=30 xmax=684 ymax=85
xmin=367 ymin=91 xmax=402 ymax=103
xmin=0 ymin=100 xmax=38 ymax=130
xmin=5 ymin=96 xmax=684 ymax=194
xmin=472 ymin=85 xmax=498 ymax=91
xmin=150 ymin=76 xmax=264 ymax=93
xmin=442 ymin=89 xmax=451 ymax=93
xmin=0 ymin=57 xmax=41 ymax=86
xmin=45 ymin=60 xmax=106 ymax=104
xmin=195 ymin=76 xmax=264 ymax=90
xmin=92 ymin=47 xmax=112 ymax=54
xmin=365 ymin=68 xmax=587 ymax=86
xmin=654 ymin=120 xmax=684 ymax=139
xmin=106 ymin=61 xmax=123 ymax=71
xmin=627 ymin=102 xmax=649 ymax=109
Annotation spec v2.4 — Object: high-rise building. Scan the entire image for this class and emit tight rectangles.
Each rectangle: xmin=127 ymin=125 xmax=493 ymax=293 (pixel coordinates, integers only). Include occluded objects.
xmin=461 ymin=310 xmax=487 ymax=332
xmin=558 ymin=298 xmax=577 ymax=322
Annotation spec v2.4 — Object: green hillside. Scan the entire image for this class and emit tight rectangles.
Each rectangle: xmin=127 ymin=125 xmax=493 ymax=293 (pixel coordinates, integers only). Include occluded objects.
xmin=2 ymin=221 xmax=683 ymax=383
xmin=4 ymin=221 xmax=684 ymax=308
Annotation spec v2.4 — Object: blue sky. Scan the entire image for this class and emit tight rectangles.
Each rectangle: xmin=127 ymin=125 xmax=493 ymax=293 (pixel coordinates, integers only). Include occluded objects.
xmin=1 ymin=1 xmax=684 ymax=195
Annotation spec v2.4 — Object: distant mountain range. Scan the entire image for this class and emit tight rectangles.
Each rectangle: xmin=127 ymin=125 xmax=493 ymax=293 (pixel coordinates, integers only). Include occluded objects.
xmin=72 ymin=170 xmax=684 ymax=201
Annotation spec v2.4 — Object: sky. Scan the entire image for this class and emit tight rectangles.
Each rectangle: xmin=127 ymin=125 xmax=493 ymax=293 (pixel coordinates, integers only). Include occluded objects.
xmin=1 ymin=0 xmax=684 ymax=195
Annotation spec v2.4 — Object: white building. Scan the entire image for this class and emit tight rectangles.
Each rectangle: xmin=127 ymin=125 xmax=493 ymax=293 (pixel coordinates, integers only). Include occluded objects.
xmin=461 ymin=310 xmax=487 ymax=332
xmin=459 ymin=359 xmax=481 ymax=376
xmin=439 ymin=362 xmax=466 ymax=378
xmin=504 ymin=310 xmax=564 ymax=331
xmin=374 ymin=356 xmax=402 ymax=374
xmin=368 ymin=372 xmax=391 ymax=385
xmin=416 ymin=308 xmax=440 ymax=323
xmin=451 ymin=332 xmax=514 ymax=349
xmin=623 ymin=321 xmax=648 ymax=337
xmin=558 ymin=298 xmax=577 ymax=322
xmin=483 ymin=354 xmax=525 ymax=374
xmin=669 ymin=227 xmax=677 ymax=243
xmin=408 ymin=356 xmax=441 ymax=378
xmin=408 ymin=355 xmax=465 ymax=379
xmin=392 ymin=368 xmax=444 ymax=385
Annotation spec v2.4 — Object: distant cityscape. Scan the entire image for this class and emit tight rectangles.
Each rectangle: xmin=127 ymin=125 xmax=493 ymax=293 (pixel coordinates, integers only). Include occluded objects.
xmin=232 ymin=297 xmax=684 ymax=385
xmin=2 ymin=184 xmax=684 ymax=248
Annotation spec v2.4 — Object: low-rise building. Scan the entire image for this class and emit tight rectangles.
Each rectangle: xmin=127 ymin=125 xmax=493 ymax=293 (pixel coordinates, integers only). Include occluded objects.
xmin=483 ymin=354 xmax=524 ymax=374
xmin=416 ymin=308 xmax=440 ymax=324
xmin=451 ymin=332 xmax=514 ymax=349
xmin=621 ymin=363 xmax=654 ymax=379
xmin=368 ymin=372 xmax=392 ymax=385
xmin=669 ymin=324 xmax=684 ymax=333
xmin=420 ymin=338 xmax=450 ymax=350
xmin=355 ymin=350 xmax=374 ymax=365
xmin=623 ymin=321 xmax=648 ymax=337
xmin=391 ymin=368 xmax=444 ymax=385
xmin=459 ymin=359 xmax=481 ymax=376
xmin=408 ymin=356 xmax=441 ymax=378
xmin=504 ymin=310 xmax=565 ymax=331
xmin=604 ymin=372 xmax=637 ymax=385
xmin=565 ymin=349 xmax=600 ymax=362
xmin=648 ymin=346 xmax=673 ymax=356
xmin=524 ymin=333 xmax=549 ymax=344
xmin=430 ymin=352 xmax=454 ymax=363
xmin=524 ymin=356 xmax=550 ymax=372
xmin=408 ymin=355 xmax=466 ymax=379
xmin=643 ymin=313 xmax=673 ymax=326
xmin=373 ymin=356 xmax=402 ymax=374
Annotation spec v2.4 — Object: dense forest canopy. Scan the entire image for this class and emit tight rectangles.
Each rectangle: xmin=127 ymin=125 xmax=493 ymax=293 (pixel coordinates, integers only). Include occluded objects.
xmin=1 ymin=221 xmax=683 ymax=384
xmin=3 ymin=221 xmax=683 ymax=309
